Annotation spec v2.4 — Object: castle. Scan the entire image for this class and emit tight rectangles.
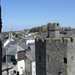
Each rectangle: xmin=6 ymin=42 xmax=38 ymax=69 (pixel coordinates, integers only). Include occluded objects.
xmin=35 ymin=23 xmax=75 ymax=75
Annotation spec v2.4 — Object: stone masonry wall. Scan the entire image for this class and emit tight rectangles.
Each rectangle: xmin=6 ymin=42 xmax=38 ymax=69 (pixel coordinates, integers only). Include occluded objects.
xmin=35 ymin=22 xmax=75 ymax=75
xmin=35 ymin=37 xmax=46 ymax=75
xmin=46 ymin=38 xmax=68 ymax=75
xmin=67 ymin=38 xmax=75 ymax=75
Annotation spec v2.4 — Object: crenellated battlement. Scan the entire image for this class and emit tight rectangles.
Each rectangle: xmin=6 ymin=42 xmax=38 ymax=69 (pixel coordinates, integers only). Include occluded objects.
xmin=35 ymin=37 xmax=46 ymax=42
xmin=35 ymin=36 xmax=75 ymax=44
xmin=47 ymin=22 xmax=60 ymax=31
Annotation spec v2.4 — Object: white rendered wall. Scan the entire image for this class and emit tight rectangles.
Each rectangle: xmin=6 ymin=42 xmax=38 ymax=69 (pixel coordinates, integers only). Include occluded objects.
xmin=26 ymin=39 xmax=35 ymax=45
xmin=17 ymin=60 xmax=25 ymax=74
xmin=32 ymin=61 xmax=36 ymax=75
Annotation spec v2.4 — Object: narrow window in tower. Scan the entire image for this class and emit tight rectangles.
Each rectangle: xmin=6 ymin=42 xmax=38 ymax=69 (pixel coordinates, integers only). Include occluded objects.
xmin=57 ymin=48 xmax=59 ymax=51
xmin=64 ymin=57 xmax=67 ymax=64
xmin=71 ymin=38 xmax=73 ymax=42
xmin=39 ymin=56 xmax=41 ymax=62
xmin=47 ymin=55 xmax=49 ymax=61
xmin=57 ymin=23 xmax=59 ymax=26
xmin=71 ymin=56 xmax=73 ymax=60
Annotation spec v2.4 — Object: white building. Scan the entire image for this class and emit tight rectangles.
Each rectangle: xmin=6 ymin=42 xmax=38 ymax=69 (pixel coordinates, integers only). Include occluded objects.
xmin=22 ymin=38 xmax=35 ymax=45
xmin=25 ymin=44 xmax=36 ymax=75
xmin=6 ymin=45 xmax=26 ymax=75
xmin=25 ymin=53 xmax=36 ymax=75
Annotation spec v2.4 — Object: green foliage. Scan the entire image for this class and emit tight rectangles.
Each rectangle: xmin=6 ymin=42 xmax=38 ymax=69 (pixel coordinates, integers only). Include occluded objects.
xmin=29 ymin=28 xmax=39 ymax=32
xmin=13 ymin=32 xmax=17 ymax=35
xmin=15 ymin=34 xmax=19 ymax=38
xmin=19 ymin=33 xmax=23 ymax=36
xmin=34 ymin=33 xmax=37 ymax=36
xmin=29 ymin=25 xmax=47 ymax=33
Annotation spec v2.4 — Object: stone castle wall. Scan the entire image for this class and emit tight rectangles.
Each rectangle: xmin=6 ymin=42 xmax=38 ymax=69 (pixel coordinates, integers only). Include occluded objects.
xmin=35 ymin=22 xmax=75 ymax=75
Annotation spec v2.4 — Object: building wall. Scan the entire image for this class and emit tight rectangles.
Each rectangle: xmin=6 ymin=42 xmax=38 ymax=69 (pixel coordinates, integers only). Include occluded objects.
xmin=46 ymin=38 xmax=68 ymax=75
xmin=17 ymin=60 xmax=25 ymax=75
xmin=25 ymin=57 xmax=32 ymax=75
xmin=67 ymin=38 xmax=75 ymax=75
xmin=22 ymin=39 xmax=35 ymax=45
xmin=32 ymin=61 xmax=36 ymax=75
xmin=26 ymin=39 xmax=35 ymax=45
xmin=35 ymin=37 xmax=72 ymax=75
xmin=35 ymin=38 xmax=46 ymax=75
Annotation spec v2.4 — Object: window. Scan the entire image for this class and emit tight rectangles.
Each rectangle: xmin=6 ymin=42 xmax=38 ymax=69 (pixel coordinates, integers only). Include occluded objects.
xmin=28 ymin=46 xmax=31 ymax=49
xmin=64 ymin=57 xmax=67 ymax=64
xmin=71 ymin=56 xmax=73 ymax=60
xmin=57 ymin=23 xmax=59 ymax=26
xmin=39 ymin=56 xmax=41 ymax=62
xmin=58 ymin=71 xmax=62 ymax=75
xmin=57 ymin=48 xmax=59 ymax=51
xmin=47 ymin=55 xmax=49 ymax=61
xmin=71 ymin=37 xmax=73 ymax=42
xmin=28 ymin=72 xmax=30 ymax=75
xmin=26 ymin=71 xmax=27 ymax=75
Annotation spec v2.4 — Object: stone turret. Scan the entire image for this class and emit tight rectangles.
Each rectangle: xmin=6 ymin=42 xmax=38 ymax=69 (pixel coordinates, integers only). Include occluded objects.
xmin=47 ymin=23 xmax=60 ymax=41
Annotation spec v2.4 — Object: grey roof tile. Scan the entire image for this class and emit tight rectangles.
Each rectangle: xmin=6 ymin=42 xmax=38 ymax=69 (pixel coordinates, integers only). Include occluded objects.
xmin=26 ymin=44 xmax=35 ymax=61
xmin=7 ymin=45 xmax=24 ymax=56
xmin=26 ymin=52 xmax=35 ymax=61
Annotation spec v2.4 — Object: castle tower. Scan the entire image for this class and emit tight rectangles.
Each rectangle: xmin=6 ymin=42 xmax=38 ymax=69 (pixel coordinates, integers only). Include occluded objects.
xmin=47 ymin=23 xmax=60 ymax=41
xmin=35 ymin=22 xmax=75 ymax=75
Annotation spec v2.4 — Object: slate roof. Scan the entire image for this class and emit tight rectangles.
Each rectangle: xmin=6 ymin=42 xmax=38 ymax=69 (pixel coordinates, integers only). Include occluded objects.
xmin=18 ymin=42 xmax=28 ymax=49
xmin=7 ymin=45 xmax=24 ymax=56
xmin=5 ymin=41 xmax=17 ymax=47
xmin=26 ymin=52 xmax=35 ymax=61
xmin=5 ymin=40 xmax=28 ymax=50
xmin=26 ymin=44 xmax=35 ymax=61
xmin=0 ymin=36 xmax=8 ymax=44
xmin=22 ymin=37 xmax=35 ymax=40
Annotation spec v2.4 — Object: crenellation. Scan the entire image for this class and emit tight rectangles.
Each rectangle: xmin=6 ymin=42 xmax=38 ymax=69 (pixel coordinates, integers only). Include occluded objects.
xmin=42 ymin=38 xmax=44 ymax=42
xmin=35 ymin=38 xmax=38 ymax=41
xmin=47 ymin=22 xmax=60 ymax=30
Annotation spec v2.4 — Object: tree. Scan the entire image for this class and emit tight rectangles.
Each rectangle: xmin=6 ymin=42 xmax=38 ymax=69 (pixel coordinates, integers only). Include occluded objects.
xmin=13 ymin=32 xmax=17 ymax=35
xmin=19 ymin=33 xmax=23 ymax=36
xmin=15 ymin=34 xmax=19 ymax=38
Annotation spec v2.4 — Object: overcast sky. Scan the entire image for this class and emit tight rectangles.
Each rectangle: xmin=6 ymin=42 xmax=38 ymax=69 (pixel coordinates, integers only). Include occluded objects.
xmin=1 ymin=0 xmax=75 ymax=32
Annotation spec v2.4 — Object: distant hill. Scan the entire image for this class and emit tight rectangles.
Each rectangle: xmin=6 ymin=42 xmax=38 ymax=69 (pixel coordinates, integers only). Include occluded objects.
xmin=29 ymin=25 xmax=47 ymax=33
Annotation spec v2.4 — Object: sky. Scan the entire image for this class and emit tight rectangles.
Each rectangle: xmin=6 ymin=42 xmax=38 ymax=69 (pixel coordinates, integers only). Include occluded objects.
xmin=1 ymin=0 xmax=75 ymax=32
